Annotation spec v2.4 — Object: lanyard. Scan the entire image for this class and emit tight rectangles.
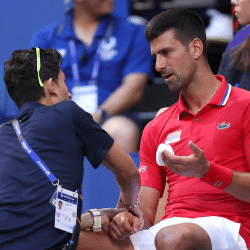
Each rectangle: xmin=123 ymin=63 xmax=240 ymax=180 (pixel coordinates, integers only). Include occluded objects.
xmin=69 ymin=21 xmax=113 ymax=86
xmin=12 ymin=120 xmax=59 ymax=185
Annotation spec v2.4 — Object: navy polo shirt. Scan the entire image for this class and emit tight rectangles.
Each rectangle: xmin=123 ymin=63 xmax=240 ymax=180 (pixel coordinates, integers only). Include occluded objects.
xmin=30 ymin=10 xmax=153 ymax=106
xmin=0 ymin=101 xmax=113 ymax=249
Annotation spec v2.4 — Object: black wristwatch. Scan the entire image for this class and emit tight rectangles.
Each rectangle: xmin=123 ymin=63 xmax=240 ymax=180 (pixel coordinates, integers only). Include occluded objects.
xmin=96 ymin=108 xmax=108 ymax=121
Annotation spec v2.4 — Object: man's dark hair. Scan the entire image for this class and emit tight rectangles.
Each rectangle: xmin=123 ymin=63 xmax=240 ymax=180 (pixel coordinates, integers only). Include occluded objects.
xmin=4 ymin=48 xmax=62 ymax=108
xmin=145 ymin=9 xmax=207 ymax=58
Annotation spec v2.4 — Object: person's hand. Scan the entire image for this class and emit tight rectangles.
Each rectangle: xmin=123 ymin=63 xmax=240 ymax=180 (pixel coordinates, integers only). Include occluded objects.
xmin=96 ymin=208 xmax=126 ymax=232
xmin=116 ymin=198 xmax=144 ymax=232
xmin=91 ymin=111 xmax=102 ymax=124
xmin=80 ymin=208 xmax=127 ymax=231
xmin=162 ymin=141 xmax=210 ymax=178
xmin=108 ymin=211 xmax=142 ymax=240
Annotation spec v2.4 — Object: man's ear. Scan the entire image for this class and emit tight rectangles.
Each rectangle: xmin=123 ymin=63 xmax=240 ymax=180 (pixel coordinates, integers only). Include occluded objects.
xmin=190 ymin=38 xmax=203 ymax=60
xmin=43 ymin=78 xmax=59 ymax=98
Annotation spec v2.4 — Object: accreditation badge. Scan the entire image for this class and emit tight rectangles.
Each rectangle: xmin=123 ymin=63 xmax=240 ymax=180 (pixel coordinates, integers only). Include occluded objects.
xmin=54 ymin=186 xmax=78 ymax=234
xmin=72 ymin=85 xmax=98 ymax=114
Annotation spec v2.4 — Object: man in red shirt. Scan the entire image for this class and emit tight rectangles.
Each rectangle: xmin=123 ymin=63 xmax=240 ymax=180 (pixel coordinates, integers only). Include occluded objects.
xmin=77 ymin=9 xmax=250 ymax=250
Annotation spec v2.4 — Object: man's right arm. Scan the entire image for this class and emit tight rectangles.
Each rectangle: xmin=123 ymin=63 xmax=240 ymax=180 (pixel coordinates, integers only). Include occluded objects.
xmin=107 ymin=185 xmax=161 ymax=240
xmin=102 ymin=142 xmax=141 ymax=216
xmin=138 ymin=186 xmax=161 ymax=229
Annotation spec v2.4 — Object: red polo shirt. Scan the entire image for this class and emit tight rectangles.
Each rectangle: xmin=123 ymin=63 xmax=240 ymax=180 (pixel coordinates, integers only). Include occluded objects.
xmin=139 ymin=75 xmax=250 ymax=248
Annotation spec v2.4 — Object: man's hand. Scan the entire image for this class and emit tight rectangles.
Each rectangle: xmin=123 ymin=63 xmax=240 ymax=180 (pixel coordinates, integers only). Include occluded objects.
xmin=108 ymin=211 xmax=142 ymax=240
xmin=99 ymin=208 xmax=126 ymax=232
xmin=162 ymin=141 xmax=210 ymax=178
xmin=81 ymin=207 xmax=142 ymax=240
xmin=80 ymin=208 xmax=126 ymax=231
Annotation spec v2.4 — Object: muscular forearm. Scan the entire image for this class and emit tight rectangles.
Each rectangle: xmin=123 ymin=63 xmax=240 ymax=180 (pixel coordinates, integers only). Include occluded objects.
xmin=115 ymin=163 xmax=141 ymax=207
xmin=101 ymin=86 xmax=142 ymax=115
xmin=200 ymin=161 xmax=250 ymax=203
xmin=137 ymin=186 xmax=160 ymax=229
xmin=80 ymin=212 xmax=94 ymax=230
xmin=224 ymin=170 xmax=250 ymax=203
xmin=100 ymin=74 xmax=148 ymax=115
xmin=103 ymin=142 xmax=141 ymax=206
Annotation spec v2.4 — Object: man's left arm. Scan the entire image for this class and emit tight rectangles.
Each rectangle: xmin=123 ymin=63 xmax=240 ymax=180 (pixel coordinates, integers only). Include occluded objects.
xmin=223 ymin=105 xmax=250 ymax=202
xmin=224 ymin=171 xmax=250 ymax=203
xmin=162 ymin=140 xmax=250 ymax=203
xmin=94 ymin=73 xmax=148 ymax=119
xmin=92 ymin=24 xmax=152 ymax=122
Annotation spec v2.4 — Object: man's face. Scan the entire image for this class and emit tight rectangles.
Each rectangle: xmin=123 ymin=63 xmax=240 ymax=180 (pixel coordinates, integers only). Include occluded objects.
xmin=56 ymin=70 xmax=71 ymax=103
xmin=150 ymin=29 xmax=196 ymax=93
xmin=77 ymin=0 xmax=114 ymax=17
xmin=231 ymin=0 xmax=250 ymax=26
xmin=59 ymin=202 xmax=62 ymax=209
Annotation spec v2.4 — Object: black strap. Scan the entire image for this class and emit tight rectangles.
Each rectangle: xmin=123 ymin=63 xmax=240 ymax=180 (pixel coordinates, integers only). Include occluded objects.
xmin=62 ymin=219 xmax=81 ymax=250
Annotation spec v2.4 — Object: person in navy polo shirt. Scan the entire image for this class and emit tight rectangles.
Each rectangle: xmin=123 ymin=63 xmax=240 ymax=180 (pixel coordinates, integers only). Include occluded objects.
xmin=76 ymin=9 xmax=250 ymax=250
xmin=0 ymin=47 xmax=142 ymax=249
xmin=30 ymin=0 xmax=153 ymax=153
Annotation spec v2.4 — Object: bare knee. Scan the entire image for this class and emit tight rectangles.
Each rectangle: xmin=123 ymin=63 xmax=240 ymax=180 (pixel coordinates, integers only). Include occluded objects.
xmin=154 ymin=223 xmax=212 ymax=250
xmin=102 ymin=116 xmax=140 ymax=152
xmin=155 ymin=225 xmax=192 ymax=250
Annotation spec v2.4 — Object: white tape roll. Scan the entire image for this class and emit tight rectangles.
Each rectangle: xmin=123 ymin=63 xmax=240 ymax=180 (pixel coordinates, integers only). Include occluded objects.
xmin=156 ymin=143 xmax=175 ymax=166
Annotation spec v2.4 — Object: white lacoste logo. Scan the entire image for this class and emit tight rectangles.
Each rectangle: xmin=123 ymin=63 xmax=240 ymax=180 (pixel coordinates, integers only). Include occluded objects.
xmin=217 ymin=122 xmax=230 ymax=130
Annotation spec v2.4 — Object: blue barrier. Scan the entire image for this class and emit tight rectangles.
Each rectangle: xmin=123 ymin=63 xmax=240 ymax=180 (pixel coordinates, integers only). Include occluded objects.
xmin=82 ymin=153 xmax=140 ymax=213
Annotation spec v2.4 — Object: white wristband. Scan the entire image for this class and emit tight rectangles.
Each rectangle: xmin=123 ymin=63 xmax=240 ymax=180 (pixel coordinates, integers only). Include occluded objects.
xmin=156 ymin=143 xmax=174 ymax=166
xmin=88 ymin=209 xmax=102 ymax=232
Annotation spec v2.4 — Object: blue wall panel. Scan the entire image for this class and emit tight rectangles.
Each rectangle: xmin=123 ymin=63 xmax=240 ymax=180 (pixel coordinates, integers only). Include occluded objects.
xmin=82 ymin=153 xmax=140 ymax=213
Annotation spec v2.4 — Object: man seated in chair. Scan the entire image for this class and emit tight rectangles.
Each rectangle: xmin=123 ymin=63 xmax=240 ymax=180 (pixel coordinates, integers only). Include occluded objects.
xmin=77 ymin=8 xmax=250 ymax=250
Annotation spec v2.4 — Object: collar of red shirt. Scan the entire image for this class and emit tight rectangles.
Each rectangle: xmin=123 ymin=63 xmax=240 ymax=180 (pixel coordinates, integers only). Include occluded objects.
xmin=178 ymin=75 xmax=231 ymax=120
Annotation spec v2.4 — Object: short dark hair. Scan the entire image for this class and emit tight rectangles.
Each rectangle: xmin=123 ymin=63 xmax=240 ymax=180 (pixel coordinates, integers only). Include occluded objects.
xmin=4 ymin=48 xmax=62 ymax=108
xmin=145 ymin=9 xmax=207 ymax=58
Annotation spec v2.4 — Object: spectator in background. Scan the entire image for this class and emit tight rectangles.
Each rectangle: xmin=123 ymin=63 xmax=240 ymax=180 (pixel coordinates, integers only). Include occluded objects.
xmin=226 ymin=0 xmax=250 ymax=50
xmin=30 ymin=0 xmax=152 ymax=153
xmin=0 ymin=66 xmax=19 ymax=124
xmin=218 ymin=0 xmax=250 ymax=89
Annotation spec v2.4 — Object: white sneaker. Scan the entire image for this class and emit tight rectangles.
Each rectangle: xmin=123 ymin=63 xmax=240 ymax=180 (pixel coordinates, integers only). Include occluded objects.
xmin=206 ymin=8 xmax=233 ymax=42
